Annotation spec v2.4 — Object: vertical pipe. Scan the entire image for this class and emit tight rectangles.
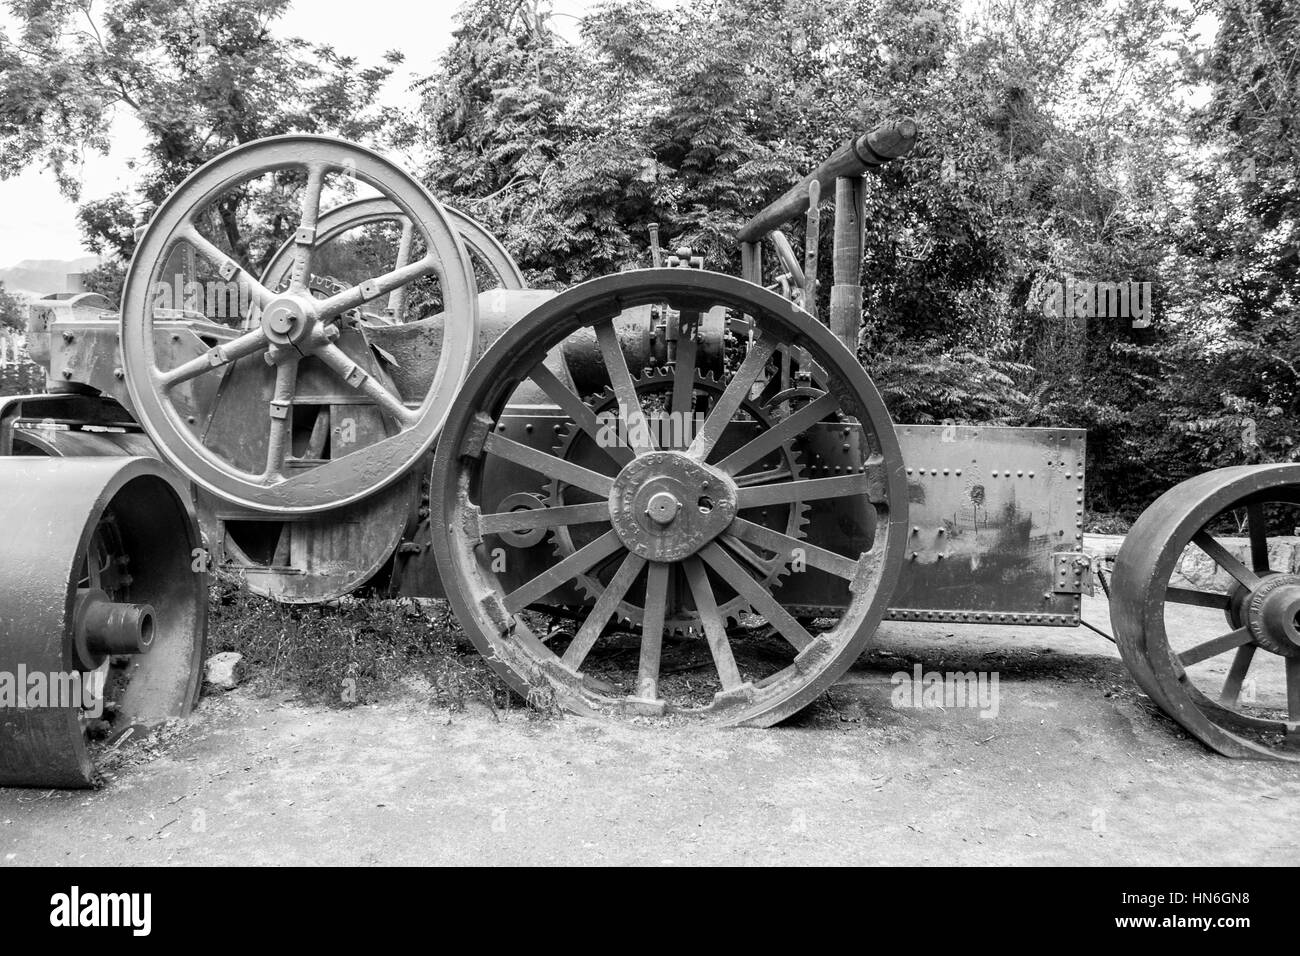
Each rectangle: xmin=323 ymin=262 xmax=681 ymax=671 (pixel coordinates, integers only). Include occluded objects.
xmin=803 ymin=179 xmax=821 ymax=321
xmin=830 ymin=175 xmax=866 ymax=353
xmin=740 ymin=241 xmax=762 ymax=285
xmin=649 ymin=223 xmax=664 ymax=268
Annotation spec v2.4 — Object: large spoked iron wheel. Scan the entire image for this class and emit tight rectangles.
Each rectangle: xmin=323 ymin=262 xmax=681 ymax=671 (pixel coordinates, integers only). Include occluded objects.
xmin=431 ymin=269 xmax=907 ymax=725
xmin=1111 ymin=464 xmax=1300 ymax=759
xmin=119 ymin=135 xmax=478 ymax=515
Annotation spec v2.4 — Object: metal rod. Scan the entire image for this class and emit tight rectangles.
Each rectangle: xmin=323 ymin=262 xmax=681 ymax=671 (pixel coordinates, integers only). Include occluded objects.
xmin=769 ymin=230 xmax=805 ymax=289
xmin=803 ymin=180 xmax=820 ymax=321
xmin=736 ymin=117 xmax=916 ymax=244
xmin=829 ymin=175 xmax=866 ymax=352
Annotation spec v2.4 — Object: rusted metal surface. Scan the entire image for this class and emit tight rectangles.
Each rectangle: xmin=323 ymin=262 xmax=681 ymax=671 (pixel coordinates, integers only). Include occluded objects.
xmin=885 ymin=424 xmax=1087 ymax=626
xmin=0 ymin=456 xmax=206 ymax=787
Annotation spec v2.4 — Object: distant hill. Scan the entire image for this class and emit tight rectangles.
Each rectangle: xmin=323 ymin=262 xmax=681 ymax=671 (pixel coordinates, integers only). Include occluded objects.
xmin=0 ymin=256 xmax=100 ymax=300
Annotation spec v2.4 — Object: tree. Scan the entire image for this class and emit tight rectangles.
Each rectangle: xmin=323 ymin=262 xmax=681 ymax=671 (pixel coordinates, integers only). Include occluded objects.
xmin=0 ymin=0 xmax=402 ymax=271
xmin=0 ymin=282 xmax=24 ymax=332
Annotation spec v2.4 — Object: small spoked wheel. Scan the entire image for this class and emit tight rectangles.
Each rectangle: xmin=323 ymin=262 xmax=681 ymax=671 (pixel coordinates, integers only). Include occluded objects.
xmin=258 ymin=196 xmax=526 ymax=304
xmin=1111 ymin=464 xmax=1300 ymax=758
xmin=120 ymin=135 xmax=478 ymax=514
xmin=431 ymin=269 xmax=907 ymax=725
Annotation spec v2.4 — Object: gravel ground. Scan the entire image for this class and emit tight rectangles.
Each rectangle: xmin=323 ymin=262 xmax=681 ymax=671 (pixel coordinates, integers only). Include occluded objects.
xmin=1 ymin=594 xmax=1297 ymax=866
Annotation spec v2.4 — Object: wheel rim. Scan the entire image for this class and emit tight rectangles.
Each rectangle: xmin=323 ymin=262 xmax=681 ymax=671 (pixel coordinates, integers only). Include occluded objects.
xmin=431 ymin=268 xmax=907 ymax=725
xmin=120 ymin=135 xmax=478 ymax=514
xmin=1111 ymin=464 xmax=1300 ymax=759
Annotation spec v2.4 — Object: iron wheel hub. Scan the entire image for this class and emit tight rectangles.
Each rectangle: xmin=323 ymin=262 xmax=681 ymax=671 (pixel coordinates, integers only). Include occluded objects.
xmin=261 ymin=292 xmax=319 ymax=347
xmin=1246 ymin=573 xmax=1300 ymax=657
xmin=609 ymin=451 xmax=736 ymax=561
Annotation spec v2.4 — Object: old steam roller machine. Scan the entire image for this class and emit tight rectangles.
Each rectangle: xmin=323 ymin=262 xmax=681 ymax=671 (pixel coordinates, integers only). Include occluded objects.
xmin=2 ymin=121 xmax=1298 ymax=786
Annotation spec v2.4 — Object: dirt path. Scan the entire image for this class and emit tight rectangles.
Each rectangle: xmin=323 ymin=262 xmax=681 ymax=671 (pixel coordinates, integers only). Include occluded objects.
xmin=2 ymin=596 xmax=1297 ymax=866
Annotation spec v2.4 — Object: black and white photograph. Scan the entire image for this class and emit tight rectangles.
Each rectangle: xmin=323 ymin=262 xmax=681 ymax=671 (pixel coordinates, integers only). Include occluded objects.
xmin=0 ymin=0 xmax=1292 ymax=902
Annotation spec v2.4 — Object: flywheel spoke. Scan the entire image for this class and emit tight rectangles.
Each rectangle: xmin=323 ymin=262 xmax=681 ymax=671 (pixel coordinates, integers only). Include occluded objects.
xmin=682 ymin=557 xmax=743 ymax=691
xmin=263 ymin=359 xmax=299 ymax=480
xmin=561 ymin=551 xmax=647 ymax=671
xmin=178 ymin=224 xmax=274 ymax=312
xmin=158 ymin=328 xmax=269 ymax=390
xmin=316 ymin=255 xmax=438 ymax=319
xmin=669 ymin=312 xmax=699 ymax=443
xmin=504 ymin=530 xmax=624 ymax=613
xmin=315 ymin=342 xmax=416 ymax=427
xmin=1191 ymin=531 xmax=1260 ymax=590
xmin=1178 ymin=627 xmax=1252 ymax=668
xmin=288 ymin=163 xmax=327 ymax=291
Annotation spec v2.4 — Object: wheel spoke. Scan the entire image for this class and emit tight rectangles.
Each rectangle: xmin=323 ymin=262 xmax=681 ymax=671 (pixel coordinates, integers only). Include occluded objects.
xmin=484 ymin=432 xmax=614 ymax=497
xmin=737 ymin=466 xmax=885 ymax=509
xmin=315 ymin=255 xmax=438 ymax=319
xmin=1246 ymin=502 xmax=1270 ymax=573
xmin=504 ymin=529 xmax=623 ymax=613
xmin=636 ymin=561 xmax=670 ymax=700
xmin=263 ymin=359 xmax=299 ymax=480
xmin=699 ymin=541 xmax=812 ymax=652
xmin=1287 ymin=657 xmax=1300 ymax=723
xmin=1178 ymin=627 xmax=1252 ymax=668
xmin=682 ymin=556 xmax=744 ymax=691
xmin=315 ymin=342 xmax=416 ymax=427
xmin=734 ymin=466 xmax=794 ymax=487
xmin=687 ymin=336 xmax=776 ymax=461
xmin=1165 ymin=586 xmax=1231 ymax=610
xmin=670 ymin=312 xmax=699 ymax=445
xmin=726 ymin=517 xmax=859 ymax=580
xmin=595 ymin=319 xmax=656 ymax=455
xmin=478 ymin=500 xmax=610 ymax=535
xmin=1220 ymin=643 xmax=1257 ymax=707
xmin=716 ymin=392 xmax=837 ymax=477
xmin=158 ymin=328 xmax=269 ymax=390
xmin=528 ymin=361 xmax=632 ymax=467
xmin=1191 ymin=531 xmax=1260 ymax=589
xmin=385 ymin=219 xmax=416 ymax=322
xmin=178 ymin=225 xmax=273 ymax=311
xmin=561 ymin=551 xmax=646 ymax=671
xmin=288 ymin=163 xmax=327 ymax=291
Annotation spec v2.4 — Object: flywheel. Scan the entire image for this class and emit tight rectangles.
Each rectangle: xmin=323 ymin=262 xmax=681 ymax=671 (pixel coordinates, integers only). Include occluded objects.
xmin=119 ymin=134 xmax=479 ymax=515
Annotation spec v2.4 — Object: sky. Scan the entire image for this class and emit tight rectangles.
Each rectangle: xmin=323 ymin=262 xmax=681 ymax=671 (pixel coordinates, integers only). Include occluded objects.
xmin=0 ymin=0 xmax=601 ymax=267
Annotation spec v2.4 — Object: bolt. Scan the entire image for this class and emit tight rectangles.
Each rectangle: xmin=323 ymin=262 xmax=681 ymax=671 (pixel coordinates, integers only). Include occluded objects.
xmin=113 ymin=368 xmax=124 ymax=380
xmin=61 ymin=331 xmax=74 ymax=343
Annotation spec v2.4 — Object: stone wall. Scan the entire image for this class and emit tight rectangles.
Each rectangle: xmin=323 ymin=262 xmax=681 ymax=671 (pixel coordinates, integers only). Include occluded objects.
xmin=1085 ymin=532 xmax=1300 ymax=590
